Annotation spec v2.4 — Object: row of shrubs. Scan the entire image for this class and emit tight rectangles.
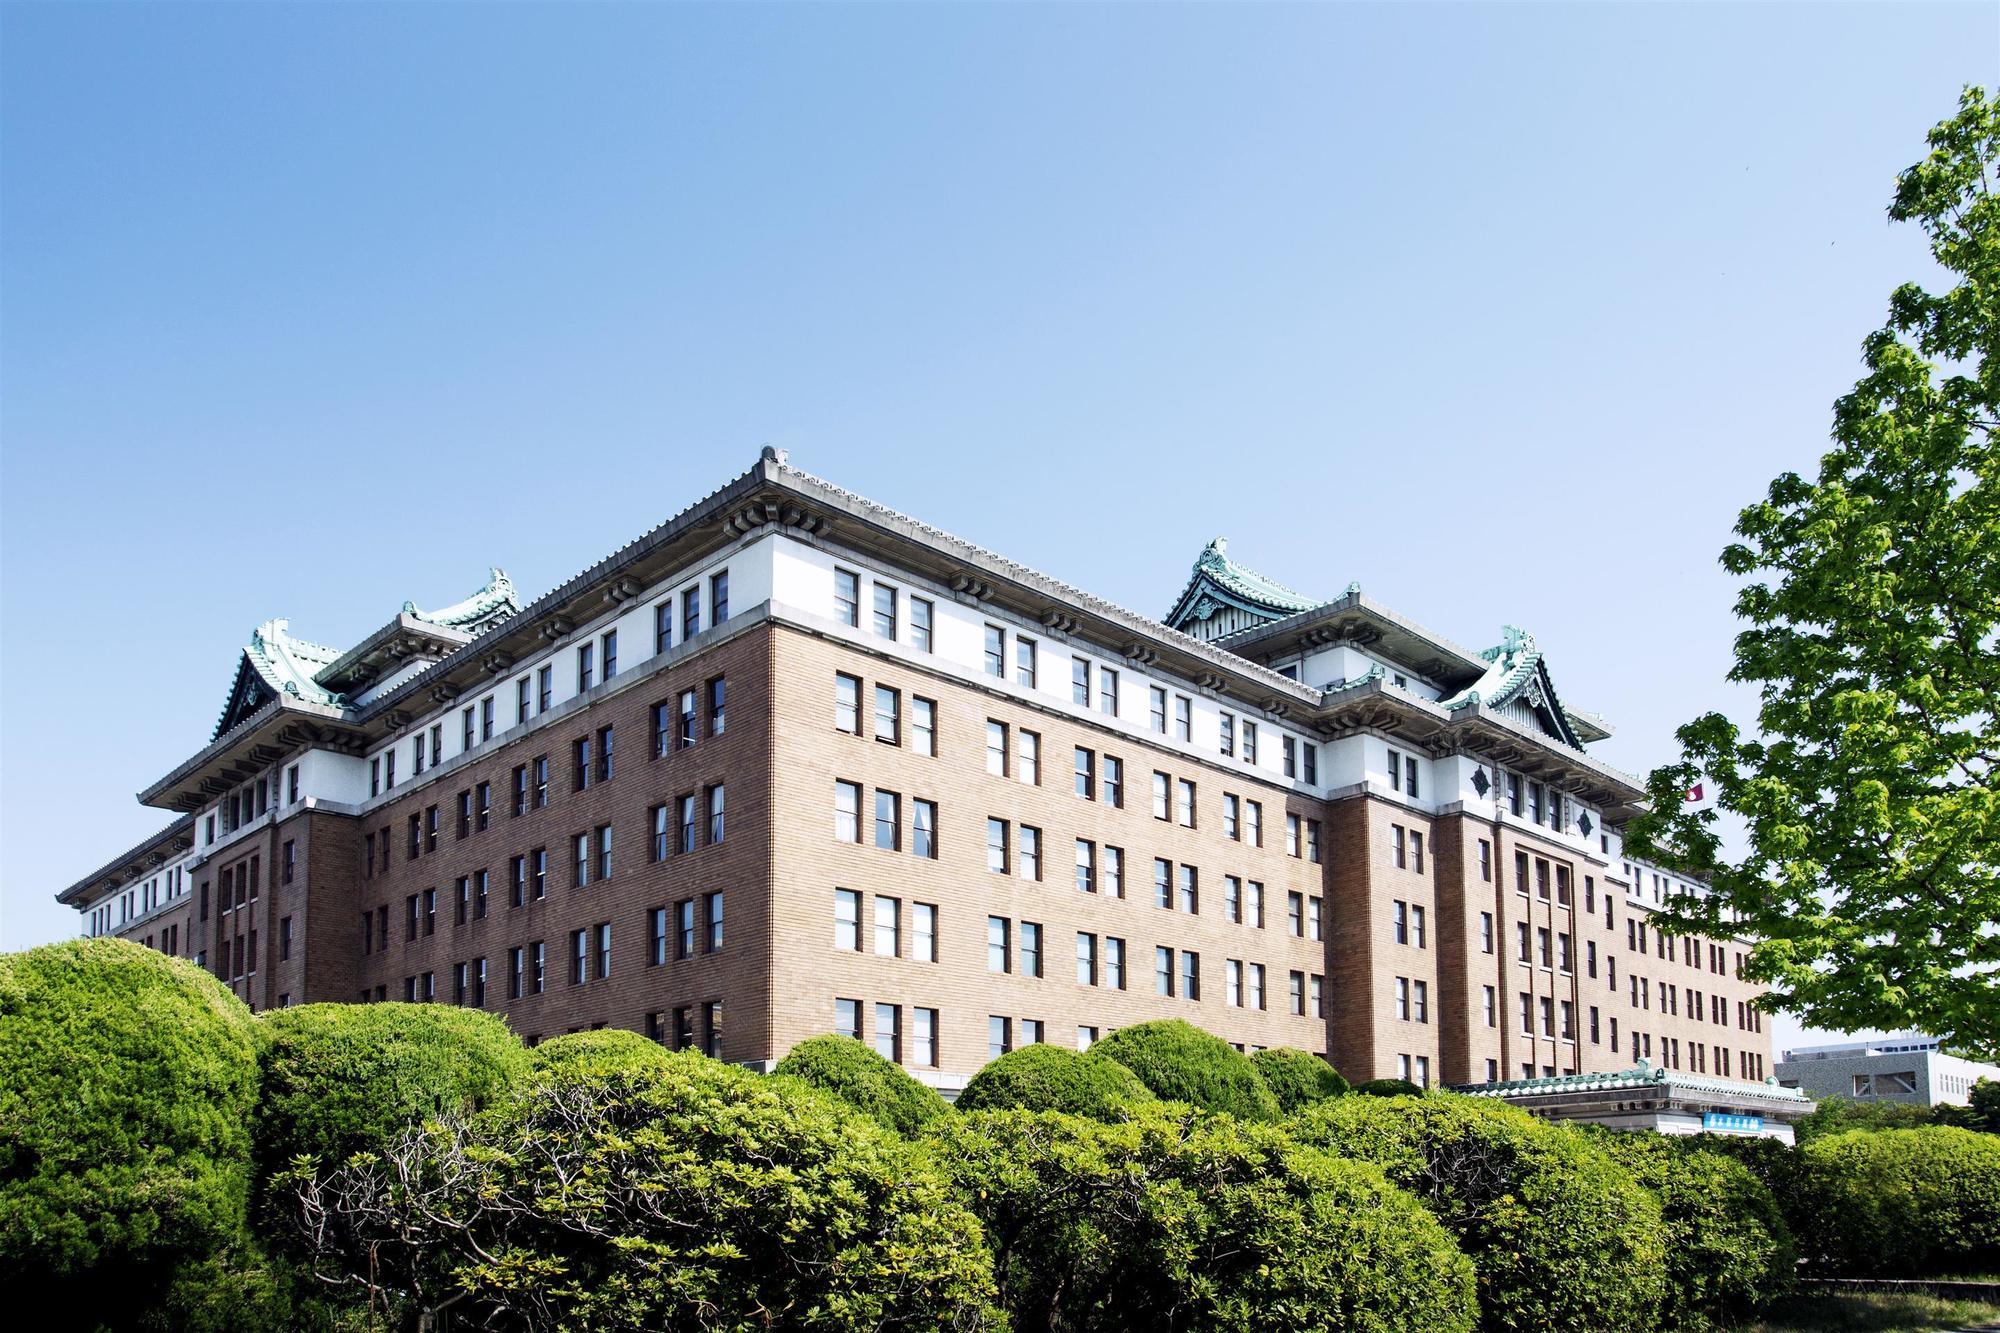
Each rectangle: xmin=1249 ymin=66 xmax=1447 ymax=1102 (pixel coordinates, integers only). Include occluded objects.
xmin=5 ymin=940 xmax=1998 ymax=1332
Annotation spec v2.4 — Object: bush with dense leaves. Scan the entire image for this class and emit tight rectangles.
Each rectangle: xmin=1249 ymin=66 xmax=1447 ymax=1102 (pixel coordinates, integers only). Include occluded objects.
xmin=1793 ymin=1126 xmax=2000 ymax=1275
xmin=282 ymin=1048 xmax=1003 ymax=1330
xmin=1251 ymin=1048 xmax=1348 ymax=1113
xmin=771 ymin=1033 xmax=951 ymax=1135
xmin=958 ymin=1043 xmax=1156 ymax=1119
xmin=528 ymin=1027 xmax=671 ymax=1080
xmin=1088 ymin=1019 xmax=1281 ymax=1121
xmin=1292 ymin=1093 xmax=1666 ymax=1332
xmin=1588 ymin=1130 xmax=1794 ymax=1327
xmin=255 ymin=1003 xmax=527 ymax=1179
xmin=933 ymin=1106 xmax=1476 ymax=1333
xmin=0 ymin=939 xmax=263 ymax=1325
xmin=1353 ymin=1077 xmax=1424 ymax=1098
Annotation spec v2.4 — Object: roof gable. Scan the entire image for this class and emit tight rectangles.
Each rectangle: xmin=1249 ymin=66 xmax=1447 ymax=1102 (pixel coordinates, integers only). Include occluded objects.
xmin=1441 ymin=626 xmax=1600 ymax=749
xmin=1164 ymin=538 xmax=1323 ymax=641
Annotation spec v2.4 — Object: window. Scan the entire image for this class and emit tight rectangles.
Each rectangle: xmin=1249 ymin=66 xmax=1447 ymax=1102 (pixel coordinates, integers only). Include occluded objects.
xmin=1017 ymin=729 xmax=1040 ymax=785
xmin=706 ymin=785 xmax=725 ymax=843
xmin=679 ymin=689 xmax=699 ymax=747
xmin=1484 ymin=985 xmax=1498 ymax=1027
xmin=873 ymin=1003 xmax=901 ymax=1062
xmin=1180 ymin=951 xmax=1201 ymax=1001
xmin=1175 ymin=778 xmax=1195 ymax=827
xmin=1224 ymin=875 xmax=1242 ymax=923
xmin=1306 ymin=820 xmax=1321 ymax=863
xmin=1075 ymin=839 xmax=1097 ymax=894
xmin=1015 ymin=636 xmax=1037 ymax=688
xmin=1149 ymin=686 xmax=1168 ymax=734
xmin=1155 ymin=946 xmax=1175 ymax=996
xmin=574 ymin=833 xmax=592 ymax=887
xmin=912 ymin=800 xmax=937 ymax=858
xmin=1480 ymin=912 xmax=1494 ymax=954
xmin=1020 ymin=921 xmax=1043 ymax=977
xmin=835 ymin=674 xmax=861 ymax=734
xmin=576 ymin=642 xmax=595 ymax=693
xmin=1411 ymin=830 xmax=1425 ymax=872
xmin=655 ymin=601 xmax=673 ymax=655
xmin=574 ymin=735 xmax=594 ymax=792
xmin=678 ymin=900 xmax=696 ymax=958
xmin=601 ymin=629 xmax=618 ymax=680
xmin=1019 ymin=825 xmax=1042 ymax=880
xmin=986 ymin=721 xmax=1008 ymax=776
xmin=1071 ymin=656 xmax=1090 ymax=705
xmin=533 ymin=756 xmax=549 ymax=808
xmin=983 ymin=624 xmax=1005 ymax=677
xmin=1099 ymin=667 xmax=1119 ymax=715
xmin=596 ymin=825 xmax=613 ymax=880
xmin=874 ymin=685 xmax=900 ymax=745
xmin=1172 ymin=694 xmax=1191 ymax=742
xmin=1074 ymin=747 xmax=1095 ymax=799
xmin=1105 ymin=936 xmax=1126 ymax=989
xmin=1152 ymin=771 xmax=1170 ymax=820
xmin=988 ymin=916 xmax=1011 ymax=973
xmin=708 ymin=677 xmax=725 ymax=735
xmin=1223 ymin=793 xmax=1240 ymax=839
xmin=910 ymin=598 xmax=933 ymax=652
xmin=1393 ymin=825 xmax=1407 ymax=868
xmin=1302 ymin=742 xmax=1318 ymax=784
xmin=1103 ymin=756 xmax=1124 ymax=807
xmin=873 ymin=583 xmax=897 ymax=639
xmin=1077 ymin=931 xmax=1098 ymax=985
xmin=1177 ymin=864 xmax=1198 ymax=914
xmin=875 ymin=896 xmax=900 ymax=956
xmin=1245 ymin=799 xmax=1262 ymax=845
xmin=874 ymin=790 xmax=901 ymax=851
xmin=1395 ymin=976 xmax=1410 ymax=1021
xmin=1479 ymin=839 xmax=1492 ymax=881
xmin=913 ymin=902 xmax=937 ymax=962
xmin=987 ymin=818 xmax=1009 ymax=873
xmin=536 ymin=665 xmax=552 ymax=714
xmin=703 ymin=1001 xmax=723 ymax=1059
xmin=1409 ymin=904 xmax=1423 ymax=947
xmin=1104 ymin=846 xmax=1125 ymax=898
xmin=705 ymin=892 xmax=724 ymax=952
xmin=834 ymin=889 xmax=861 ymax=951
xmin=1219 ymin=711 xmax=1236 ymax=757
xmin=1286 ymin=813 xmax=1301 ymax=856
xmin=650 ymin=908 xmax=668 ymax=965
xmin=1283 ymin=735 xmax=1297 ymax=778
xmin=711 ymin=570 xmax=729 ymax=623
xmin=834 ymin=568 xmax=860 ymax=626
xmin=988 ymin=1016 xmax=1013 ymax=1059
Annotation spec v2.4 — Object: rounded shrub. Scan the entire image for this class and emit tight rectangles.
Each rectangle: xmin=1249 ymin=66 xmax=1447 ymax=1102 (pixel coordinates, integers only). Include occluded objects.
xmin=1354 ymin=1077 xmax=1424 ymax=1098
xmin=771 ymin=1033 xmax=949 ymax=1136
xmin=528 ymin=1028 xmax=672 ymax=1080
xmin=1250 ymin=1048 xmax=1349 ymax=1113
xmin=933 ymin=1105 xmax=1476 ymax=1333
xmin=1795 ymin=1126 xmax=2000 ymax=1275
xmin=0 ymin=939 xmax=262 ymax=1322
xmin=292 ymin=1047 xmax=1003 ymax=1330
xmin=1089 ymin=1019 xmax=1281 ymax=1121
xmin=957 ymin=1043 xmax=1156 ymax=1120
xmin=1590 ymin=1130 xmax=1795 ymax=1326
xmin=1293 ymin=1093 xmax=1666 ymax=1332
xmin=255 ymin=1002 xmax=528 ymax=1177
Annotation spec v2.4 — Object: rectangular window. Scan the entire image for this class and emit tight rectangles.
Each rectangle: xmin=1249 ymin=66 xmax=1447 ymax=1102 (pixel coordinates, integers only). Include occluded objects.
xmin=1017 ymin=729 xmax=1040 ymax=785
xmin=1019 ymin=825 xmax=1041 ymax=880
xmin=912 ymin=1007 xmax=938 ymax=1066
xmin=913 ymin=902 xmax=937 ymax=963
xmin=711 ymin=570 xmax=729 ymax=623
xmin=987 ymin=818 xmax=1009 ymax=874
xmin=705 ymin=892 xmax=723 ymax=952
xmin=988 ymin=916 xmax=1011 ymax=973
xmin=679 ymin=690 xmax=698 ymax=747
xmin=601 ymin=629 xmax=618 ymax=680
xmin=1075 ymin=839 xmax=1096 ymax=894
xmin=576 ymin=642 xmax=595 ymax=693
xmin=835 ymin=673 xmax=861 ymax=735
xmin=873 ymin=583 xmax=898 ymax=640
xmin=983 ymin=624 xmax=1005 ymax=677
xmin=874 ymin=1003 xmax=901 ymax=1063
xmin=1105 ymin=936 xmax=1126 ymax=989
xmin=1099 ymin=667 xmax=1119 ymax=715
xmin=986 ymin=721 xmax=1008 ymax=777
xmin=1177 ymin=864 xmax=1198 ymax=914
xmin=655 ymin=601 xmax=673 ymax=655
xmin=910 ymin=597 xmax=933 ymax=652
xmin=1223 ymin=793 xmax=1240 ymax=840
xmin=874 ymin=789 xmax=901 ymax=851
xmin=1219 ymin=711 xmax=1235 ymax=757
xmin=1181 ymin=951 xmax=1201 ymax=1001
xmin=912 ymin=799 xmax=937 ymax=858
xmin=1077 ymin=931 xmax=1098 ymax=985
xmin=1152 ymin=771 xmax=1170 ymax=820
xmin=1103 ymin=756 xmax=1124 ymax=807
xmin=708 ymin=677 xmax=725 ymax=735
xmin=1154 ymin=858 xmax=1173 ymax=910
xmin=834 ymin=568 xmax=860 ymax=627
xmin=874 ymin=685 xmax=900 ymax=745
xmin=875 ymin=896 xmax=900 ymax=956
xmin=1173 ymin=694 xmax=1191 ymax=742
xmin=650 ymin=907 xmax=668 ymax=966
xmin=1074 ymin=747 xmax=1095 ymax=799
xmin=1020 ymin=921 xmax=1043 ymax=977
xmin=1149 ymin=685 xmax=1168 ymax=734
xmin=678 ymin=899 xmax=696 ymax=959
xmin=1015 ymin=636 xmax=1037 ymax=688
xmin=1104 ymin=846 xmax=1125 ymax=899
xmin=1224 ymin=875 xmax=1242 ymax=923
xmin=834 ymin=889 xmax=860 ymax=951
xmin=706 ymin=785 xmax=725 ymax=844
xmin=988 ymin=1016 xmax=1012 ymax=1059
xmin=911 ymin=697 xmax=936 ymax=755
xmin=1156 ymin=946 xmax=1175 ymax=997
xmin=1071 ymin=655 xmax=1091 ymax=705
xmin=1175 ymin=778 xmax=1195 ymax=827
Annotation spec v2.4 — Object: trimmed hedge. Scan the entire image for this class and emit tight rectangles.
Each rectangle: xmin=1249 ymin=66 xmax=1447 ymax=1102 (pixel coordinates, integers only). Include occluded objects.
xmin=1589 ymin=1130 xmax=1794 ymax=1327
xmin=934 ymin=1106 xmax=1476 ymax=1333
xmin=957 ymin=1044 xmax=1156 ymax=1120
xmin=1354 ymin=1077 xmax=1424 ymax=1098
xmin=0 ymin=939 xmax=262 ymax=1323
xmin=290 ymin=1048 xmax=1003 ymax=1329
xmin=771 ymin=1034 xmax=950 ymax=1135
xmin=1293 ymin=1094 xmax=1666 ymax=1332
xmin=529 ymin=1028 xmax=672 ymax=1080
xmin=1089 ymin=1020 xmax=1281 ymax=1121
xmin=1250 ymin=1048 xmax=1348 ymax=1113
xmin=255 ymin=1003 xmax=528 ymax=1178
xmin=1794 ymin=1126 xmax=2000 ymax=1275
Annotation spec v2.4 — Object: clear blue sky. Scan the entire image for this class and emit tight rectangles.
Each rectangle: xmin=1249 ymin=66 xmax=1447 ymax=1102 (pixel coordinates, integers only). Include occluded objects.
xmin=4 ymin=3 xmax=1994 ymax=1056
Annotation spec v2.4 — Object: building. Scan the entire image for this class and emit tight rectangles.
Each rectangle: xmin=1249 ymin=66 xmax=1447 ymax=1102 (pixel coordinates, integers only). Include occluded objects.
xmin=1777 ymin=1037 xmax=1998 ymax=1108
xmin=55 ymin=449 xmax=1775 ymax=1094
xmin=1460 ymin=1061 xmax=1812 ymax=1143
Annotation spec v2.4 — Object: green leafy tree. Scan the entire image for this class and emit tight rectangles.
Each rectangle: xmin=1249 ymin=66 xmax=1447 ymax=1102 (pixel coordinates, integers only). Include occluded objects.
xmin=771 ymin=1033 xmax=951 ymax=1135
xmin=0 ymin=940 xmax=262 ymax=1326
xmin=1794 ymin=1125 xmax=2000 ymax=1275
xmin=1628 ymin=87 xmax=2000 ymax=1055
xmin=957 ymin=1043 xmax=1156 ymax=1119
xmin=1292 ymin=1093 xmax=1667 ymax=1332
xmin=1248 ymin=1048 xmax=1349 ymax=1113
xmin=933 ymin=1106 xmax=1477 ymax=1333
xmin=1088 ymin=1019 xmax=1282 ymax=1121
xmin=1794 ymin=1094 xmax=1939 ymax=1142
xmin=280 ymin=1049 xmax=1003 ymax=1331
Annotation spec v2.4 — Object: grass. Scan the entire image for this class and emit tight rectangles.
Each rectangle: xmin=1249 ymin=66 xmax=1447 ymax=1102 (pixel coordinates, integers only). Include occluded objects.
xmin=1732 ymin=1290 xmax=2000 ymax=1332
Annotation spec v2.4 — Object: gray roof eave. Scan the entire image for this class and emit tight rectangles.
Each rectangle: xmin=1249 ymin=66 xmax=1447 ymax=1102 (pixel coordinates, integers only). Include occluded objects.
xmin=55 ymin=814 xmax=198 ymax=906
xmin=1219 ymin=590 xmax=1493 ymax=687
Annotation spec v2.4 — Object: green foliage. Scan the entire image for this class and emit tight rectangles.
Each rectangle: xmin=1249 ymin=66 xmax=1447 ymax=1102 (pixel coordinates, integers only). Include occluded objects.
xmin=957 ymin=1043 xmax=1156 ymax=1120
xmin=527 ymin=1027 xmax=671 ymax=1080
xmin=1795 ymin=1095 xmax=1943 ymax=1142
xmin=934 ymin=1106 xmax=1477 ymax=1333
xmin=1293 ymin=1093 xmax=1666 ymax=1332
xmin=1353 ymin=1077 xmax=1423 ymax=1098
xmin=1088 ymin=1019 xmax=1282 ymax=1121
xmin=283 ymin=1048 xmax=1003 ymax=1330
xmin=1794 ymin=1126 xmax=2000 ymax=1275
xmin=1627 ymin=87 xmax=2000 ymax=1055
xmin=770 ymin=1033 xmax=950 ymax=1136
xmin=255 ymin=1003 xmax=527 ymax=1178
xmin=1249 ymin=1048 xmax=1349 ymax=1113
xmin=0 ymin=939 xmax=262 ymax=1325
xmin=1587 ymin=1130 xmax=1795 ymax=1328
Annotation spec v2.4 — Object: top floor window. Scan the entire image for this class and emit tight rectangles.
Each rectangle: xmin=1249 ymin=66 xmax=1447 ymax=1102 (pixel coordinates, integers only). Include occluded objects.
xmin=983 ymin=624 xmax=1005 ymax=677
xmin=1099 ymin=667 xmax=1119 ymax=715
xmin=577 ymin=642 xmax=595 ymax=694
xmin=1015 ymin=636 xmax=1037 ymax=688
xmin=711 ymin=570 xmax=729 ymax=623
xmin=682 ymin=585 xmax=702 ymax=640
xmin=910 ymin=597 xmax=933 ymax=652
xmin=1149 ymin=686 xmax=1168 ymax=734
xmin=873 ymin=584 xmax=897 ymax=640
xmin=835 ymin=569 xmax=860 ymax=627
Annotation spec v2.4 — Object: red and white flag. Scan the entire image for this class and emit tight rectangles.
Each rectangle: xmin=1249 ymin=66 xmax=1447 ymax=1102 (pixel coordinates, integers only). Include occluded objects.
xmin=1685 ymin=782 xmax=1705 ymax=804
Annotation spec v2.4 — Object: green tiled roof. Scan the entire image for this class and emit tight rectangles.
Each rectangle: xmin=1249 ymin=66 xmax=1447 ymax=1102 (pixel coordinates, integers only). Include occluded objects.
xmin=1164 ymin=538 xmax=1323 ymax=631
xmin=403 ymin=567 xmax=520 ymax=630
xmin=1462 ymin=1060 xmax=1812 ymax=1106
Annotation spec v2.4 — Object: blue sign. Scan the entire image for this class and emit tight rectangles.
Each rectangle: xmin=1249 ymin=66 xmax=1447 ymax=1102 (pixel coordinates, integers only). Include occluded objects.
xmin=1702 ymin=1112 xmax=1763 ymax=1134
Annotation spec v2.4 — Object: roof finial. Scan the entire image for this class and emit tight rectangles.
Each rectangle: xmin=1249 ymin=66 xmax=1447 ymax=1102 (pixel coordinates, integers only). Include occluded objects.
xmin=760 ymin=444 xmax=789 ymax=467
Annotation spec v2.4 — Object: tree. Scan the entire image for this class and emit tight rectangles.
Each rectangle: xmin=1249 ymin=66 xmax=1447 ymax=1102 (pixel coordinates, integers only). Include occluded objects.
xmin=1793 ymin=1126 xmax=2000 ymax=1275
xmin=1087 ymin=1020 xmax=1281 ymax=1121
xmin=957 ymin=1043 xmax=1156 ymax=1120
xmin=770 ymin=1033 xmax=951 ymax=1135
xmin=0 ymin=940 xmax=262 ymax=1326
xmin=933 ymin=1106 xmax=1476 ymax=1333
xmin=280 ymin=1049 xmax=1003 ymax=1331
xmin=1629 ymin=87 xmax=2000 ymax=1055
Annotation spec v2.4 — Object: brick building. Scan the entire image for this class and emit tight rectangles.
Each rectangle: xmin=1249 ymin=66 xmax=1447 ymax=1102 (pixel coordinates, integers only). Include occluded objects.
xmin=55 ymin=449 xmax=1773 ymax=1093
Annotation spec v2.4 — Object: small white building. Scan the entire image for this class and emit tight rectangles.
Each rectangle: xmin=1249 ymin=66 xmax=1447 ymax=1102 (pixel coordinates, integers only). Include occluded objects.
xmin=1776 ymin=1036 xmax=1998 ymax=1108
xmin=1458 ymin=1060 xmax=1814 ymax=1143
